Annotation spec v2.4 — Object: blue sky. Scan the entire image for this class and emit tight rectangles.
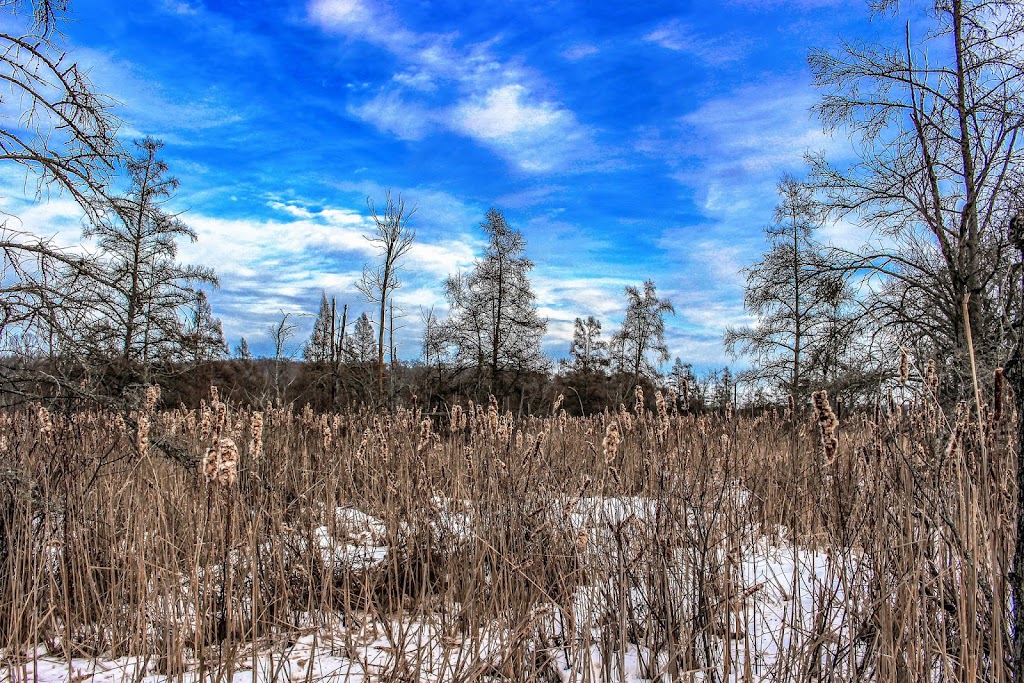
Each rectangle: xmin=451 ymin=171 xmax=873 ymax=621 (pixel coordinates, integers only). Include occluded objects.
xmin=6 ymin=0 xmax=895 ymax=368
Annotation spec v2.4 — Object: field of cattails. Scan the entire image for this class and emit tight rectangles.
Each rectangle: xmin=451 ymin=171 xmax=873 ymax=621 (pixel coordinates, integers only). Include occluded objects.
xmin=0 ymin=379 xmax=1015 ymax=682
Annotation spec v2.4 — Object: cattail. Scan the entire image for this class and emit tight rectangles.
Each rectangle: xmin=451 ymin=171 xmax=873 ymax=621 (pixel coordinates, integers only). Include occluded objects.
xmin=36 ymin=405 xmax=52 ymax=434
xmin=136 ymin=415 xmax=150 ymax=455
xmin=994 ymin=367 xmax=1005 ymax=424
xmin=602 ymin=422 xmax=620 ymax=464
xmin=812 ymin=390 xmax=839 ymax=461
xmin=450 ymin=404 xmax=464 ymax=433
xmin=322 ymin=416 xmax=332 ymax=449
xmin=558 ymin=408 xmax=568 ymax=433
xmin=725 ymin=401 xmax=734 ymax=421
xmin=488 ymin=395 xmax=499 ymax=434
xmin=144 ymin=384 xmax=160 ymax=415
xmin=515 ymin=430 xmax=524 ymax=450
xmin=634 ymin=385 xmax=645 ymax=415
xmin=210 ymin=385 xmax=219 ymax=404
xmin=114 ymin=412 xmax=127 ymax=434
xmin=553 ymin=393 xmax=564 ymax=414
xmin=945 ymin=402 xmax=968 ymax=460
xmin=575 ymin=529 xmax=589 ymax=552
xmin=201 ymin=437 xmax=239 ymax=487
xmin=249 ymin=411 xmax=264 ymax=460
xmin=212 ymin=401 xmax=226 ymax=443
xmin=667 ymin=388 xmax=678 ymax=416
xmin=199 ymin=401 xmax=212 ymax=439
xmin=655 ymin=391 xmax=667 ymax=421
xmin=898 ymin=348 xmax=909 ymax=385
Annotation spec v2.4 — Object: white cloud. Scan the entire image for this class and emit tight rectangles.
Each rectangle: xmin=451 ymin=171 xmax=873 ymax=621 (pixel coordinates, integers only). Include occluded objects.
xmin=349 ymin=92 xmax=437 ymax=141
xmin=72 ymin=47 xmax=246 ymax=141
xmin=307 ymin=0 xmax=595 ymax=172
xmin=452 ymin=85 xmax=589 ymax=172
xmin=308 ymin=0 xmax=371 ymax=27
xmin=643 ymin=20 xmax=749 ymax=65
xmin=456 ymin=85 xmax=561 ymax=140
xmin=562 ymin=44 xmax=599 ymax=61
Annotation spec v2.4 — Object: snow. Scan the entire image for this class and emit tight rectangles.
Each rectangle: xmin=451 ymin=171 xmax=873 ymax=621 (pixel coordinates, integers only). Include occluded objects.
xmin=2 ymin=497 xmax=865 ymax=682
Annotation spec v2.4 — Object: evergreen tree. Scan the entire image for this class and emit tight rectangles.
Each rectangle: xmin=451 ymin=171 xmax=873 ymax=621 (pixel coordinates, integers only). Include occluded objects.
xmin=234 ymin=337 xmax=252 ymax=360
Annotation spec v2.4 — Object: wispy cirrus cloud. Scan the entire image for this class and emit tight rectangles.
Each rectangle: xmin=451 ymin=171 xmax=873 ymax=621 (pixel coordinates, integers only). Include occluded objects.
xmin=643 ymin=19 xmax=750 ymax=65
xmin=307 ymin=0 xmax=596 ymax=173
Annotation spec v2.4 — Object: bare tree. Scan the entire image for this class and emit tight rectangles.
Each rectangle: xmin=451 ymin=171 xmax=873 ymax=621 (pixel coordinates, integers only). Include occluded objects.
xmin=725 ymin=175 xmax=843 ymax=407
xmin=84 ymin=138 xmax=217 ymax=369
xmin=441 ymin=209 xmax=548 ymax=397
xmin=0 ymin=0 xmax=122 ymax=387
xmin=356 ymin=190 xmax=415 ymax=403
xmin=808 ymin=0 xmax=1024 ymax=379
xmin=567 ymin=316 xmax=609 ymax=375
xmin=267 ymin=311 xmax=297 ymax=404
xmin=611 ymin=279 xmax=674 ymax=389
xmin=181 ymin=290 xmax=227 ymax=363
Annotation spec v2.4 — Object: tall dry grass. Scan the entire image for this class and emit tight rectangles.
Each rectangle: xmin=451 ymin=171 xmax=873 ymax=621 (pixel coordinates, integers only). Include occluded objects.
xmin=0 ymin=380 xmax=1014 ymax=681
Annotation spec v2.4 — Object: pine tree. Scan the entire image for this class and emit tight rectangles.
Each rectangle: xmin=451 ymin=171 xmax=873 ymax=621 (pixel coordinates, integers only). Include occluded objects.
xmin=235 ymin=337 xmax=252 ymax=360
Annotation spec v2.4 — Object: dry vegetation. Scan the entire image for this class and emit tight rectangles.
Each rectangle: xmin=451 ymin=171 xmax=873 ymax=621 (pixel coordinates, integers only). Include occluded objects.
xmin=0 ymin=379 xmax=1015 ymax=681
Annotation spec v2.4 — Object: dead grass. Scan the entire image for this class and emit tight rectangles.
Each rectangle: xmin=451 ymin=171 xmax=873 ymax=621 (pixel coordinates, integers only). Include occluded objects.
xmin=0 ymin=383 xmax=1014 ymax=681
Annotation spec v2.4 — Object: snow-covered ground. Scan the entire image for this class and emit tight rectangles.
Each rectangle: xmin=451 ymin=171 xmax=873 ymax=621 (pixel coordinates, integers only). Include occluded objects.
xmin=2 ymin=498 xmax=865 ymax=683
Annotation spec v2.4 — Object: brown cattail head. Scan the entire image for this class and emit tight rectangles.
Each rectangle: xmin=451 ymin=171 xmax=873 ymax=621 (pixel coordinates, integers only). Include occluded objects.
xmin=144 ymin=384 xmax=160 ymax=415
xmin=634 ymin=385 xmax=645 ymax=415
xmin=135 ymin=415 xmax=150 ymax=456
xmin=450 ymin=404 xmax=464 ymax=433
xmin=35 ymin=404 xmax=52 ymax=434
xmin=812 ymin=390 xmax=839 ymax=461
xmin=201 ymin=437 xmax=239 ymax=487
xmin=655 ymin=391 xmax=667 ymax=420
xmin=602 ymin=421 xmax=620 ymax=464
xmin=249 ymin=411 xmax=264 ymax=460
xmin=898 ymin=349 xmax=909 ymax=385
xmin=322 ymin=416 xmax=332 ymax=449
xmin=552 ymin=393 xmax=564 ymax=414
xmin=212 ymin=401 xmax=226 ymax=443
xmin=488 ymin=395 xmax=499 ymax=434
